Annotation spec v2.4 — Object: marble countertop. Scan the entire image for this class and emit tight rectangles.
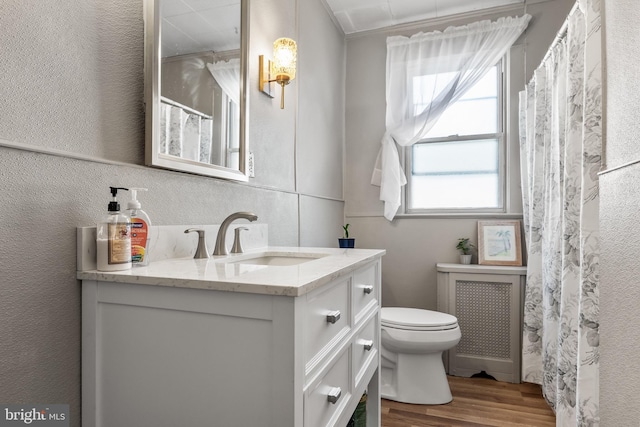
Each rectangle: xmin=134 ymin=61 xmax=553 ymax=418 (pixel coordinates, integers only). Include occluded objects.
xmin=77 ymin=247 xmax=385 ymax=297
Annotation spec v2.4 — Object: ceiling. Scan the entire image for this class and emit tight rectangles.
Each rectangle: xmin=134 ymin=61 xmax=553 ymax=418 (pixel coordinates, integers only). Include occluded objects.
xmin=161 ymin=0 xmax=241 ymax=57
xmin=324 ymin=0 xmax=525 ymax=34
xmin=160 ymin=0 xmax=529 ymax=58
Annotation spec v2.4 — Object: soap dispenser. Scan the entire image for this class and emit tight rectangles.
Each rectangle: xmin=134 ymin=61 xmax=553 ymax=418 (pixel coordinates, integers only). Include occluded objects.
xmin=126 ymin=188 xmax=152 ymax=267
xmin=97 ymin=187 xmax=132 ymax=271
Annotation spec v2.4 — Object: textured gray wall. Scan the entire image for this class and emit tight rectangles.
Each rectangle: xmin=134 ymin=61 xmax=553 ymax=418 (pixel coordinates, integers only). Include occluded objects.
xmin=343 ymin=0 xmax=575 ymax=311
xmin=0 ymin=1 xmax=144 ymax=163
xmin=0 ymin=0 xmax=345 ymax=424
xmin=600 ymin=0 xmax=640 ymax=422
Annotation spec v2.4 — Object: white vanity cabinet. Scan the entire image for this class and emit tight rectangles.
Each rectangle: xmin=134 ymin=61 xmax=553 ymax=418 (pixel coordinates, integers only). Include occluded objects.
xmin=81 ymin=253 xmax=382 ymax=427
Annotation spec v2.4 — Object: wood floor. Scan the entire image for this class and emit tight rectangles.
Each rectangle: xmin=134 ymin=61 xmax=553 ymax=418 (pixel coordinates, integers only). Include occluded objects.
xmin=381 ymin=376 xmax=555 ymax=427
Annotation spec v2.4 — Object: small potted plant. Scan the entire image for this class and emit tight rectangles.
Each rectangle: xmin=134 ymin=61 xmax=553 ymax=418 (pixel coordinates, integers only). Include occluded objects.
xmin=456 ymin=238 xmax=475 ymax=264
xmin=338 ymin=224 xmax=355 ymax=248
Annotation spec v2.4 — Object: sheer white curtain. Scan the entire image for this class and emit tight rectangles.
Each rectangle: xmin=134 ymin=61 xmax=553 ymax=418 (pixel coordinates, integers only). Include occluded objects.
xmin=206 ymin=58 xmax=240 ymax=105
xmin=372 ymin=15 xmax=530 ymax=220
xmin=519 ymin=0 xmax=601 ymax=424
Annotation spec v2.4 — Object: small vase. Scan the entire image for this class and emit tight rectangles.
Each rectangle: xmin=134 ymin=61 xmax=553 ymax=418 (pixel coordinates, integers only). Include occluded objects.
xmin=459 ymin=254 xmax=472 ymax=265
xmin=338 ymin=238 xmax=355 ymax=248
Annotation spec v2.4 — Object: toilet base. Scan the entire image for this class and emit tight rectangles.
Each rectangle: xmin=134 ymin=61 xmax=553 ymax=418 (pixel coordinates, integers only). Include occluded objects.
xmin=381 ymin=351 xmax=453 ymax=405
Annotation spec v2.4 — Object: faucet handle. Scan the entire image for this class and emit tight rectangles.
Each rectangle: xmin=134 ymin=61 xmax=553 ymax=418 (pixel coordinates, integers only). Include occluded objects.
xmin=231 ymin=227 xmax=249 ymax=254
xmin=184 ymin=228 xmax=210 ymax=259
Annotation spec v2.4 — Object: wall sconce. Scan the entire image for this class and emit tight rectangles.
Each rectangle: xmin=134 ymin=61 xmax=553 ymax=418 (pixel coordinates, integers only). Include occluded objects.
xmin=259 ymin=38 xmax=297 ymax=109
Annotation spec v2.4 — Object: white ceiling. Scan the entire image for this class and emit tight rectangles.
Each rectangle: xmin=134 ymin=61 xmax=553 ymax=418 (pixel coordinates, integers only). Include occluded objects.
xmin=325 ymin=0 xmax=525 ymax=34
xmin=161 ymin=0 xmax=528 ymax=57
xmin=161 ymin=0 xmax=240 ymax=57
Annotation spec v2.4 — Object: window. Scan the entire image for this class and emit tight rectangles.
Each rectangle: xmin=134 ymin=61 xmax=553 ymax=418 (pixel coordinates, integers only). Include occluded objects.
xmin=406 ymin=63 xmax=504 ymax=213
xmin=226 ymin=97 xmax=240 ymax=169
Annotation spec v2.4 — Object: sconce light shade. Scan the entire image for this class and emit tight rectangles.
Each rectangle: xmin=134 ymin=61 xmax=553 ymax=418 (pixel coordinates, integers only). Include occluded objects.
xmin=272 ymin=38 xmax=297 ymax=82
xmin=259 ymin=37 xmax=297 ymax=109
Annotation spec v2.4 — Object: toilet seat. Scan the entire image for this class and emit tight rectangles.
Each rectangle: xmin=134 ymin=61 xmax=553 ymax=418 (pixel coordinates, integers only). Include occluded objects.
xmin=381 ymin=307 xmax=458 ymax=331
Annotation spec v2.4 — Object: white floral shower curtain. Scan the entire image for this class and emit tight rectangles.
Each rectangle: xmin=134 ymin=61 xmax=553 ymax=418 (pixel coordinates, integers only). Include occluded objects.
xmin=518 ymin=0 xmax=601 ymax=425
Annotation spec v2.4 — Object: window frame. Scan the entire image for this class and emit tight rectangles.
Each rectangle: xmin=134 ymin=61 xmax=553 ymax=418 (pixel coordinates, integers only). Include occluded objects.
xmin=403 ymin=59 xmax=507 ymax=215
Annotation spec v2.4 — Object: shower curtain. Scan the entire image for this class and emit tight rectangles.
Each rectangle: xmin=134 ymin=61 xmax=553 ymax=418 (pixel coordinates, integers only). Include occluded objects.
xmin=518 ymin=0 xmax=601 ymax=425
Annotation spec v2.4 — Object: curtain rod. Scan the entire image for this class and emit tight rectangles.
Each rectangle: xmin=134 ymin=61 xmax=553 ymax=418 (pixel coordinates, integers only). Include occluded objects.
xmin=534 ymin=1 xmax=580 ymax=69
xmin=160 ymin=96 xmax=213 ymax=120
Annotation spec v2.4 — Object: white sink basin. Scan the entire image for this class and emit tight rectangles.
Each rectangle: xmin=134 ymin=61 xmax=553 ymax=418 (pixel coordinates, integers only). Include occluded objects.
xmin=231 ymin=256 xmax=312 ymax=266
xmin=226 ymin=252 xmax=328 ymax=266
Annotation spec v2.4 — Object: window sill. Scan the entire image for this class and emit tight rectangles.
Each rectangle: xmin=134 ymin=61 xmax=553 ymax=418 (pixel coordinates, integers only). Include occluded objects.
xmin=346 ymin=211 xmax=523 ymax=220
xmin=397 ymin=212 xmax=523 ymax=219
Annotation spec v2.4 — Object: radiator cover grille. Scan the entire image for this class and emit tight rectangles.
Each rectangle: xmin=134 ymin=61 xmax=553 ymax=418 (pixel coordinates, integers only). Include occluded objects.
xmin=455 ymin=280 xmax=511 ymax=360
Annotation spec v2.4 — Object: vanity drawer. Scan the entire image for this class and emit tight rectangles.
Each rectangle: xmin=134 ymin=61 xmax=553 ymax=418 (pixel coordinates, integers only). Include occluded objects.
xmin=352 ymin=263 xmax=378 ymax=324
xmin=304 ymin=348 xmax=351 ymax=427
xmin=304 ymin=277 xmax=351 ymax=368
xmin=352 ymin=314 xmax=378 ymax=389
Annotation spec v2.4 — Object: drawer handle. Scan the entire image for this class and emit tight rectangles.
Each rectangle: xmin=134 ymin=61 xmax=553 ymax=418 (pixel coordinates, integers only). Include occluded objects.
xmin=362 ymin=340 xmax=374 ymax=351
xmin=363 ymin=285 xmax=374 ymax=294
xmin=326 ymin=310 xmax=341 ymax=324
xmin=327 ymin=387 xmax=342 ymax=404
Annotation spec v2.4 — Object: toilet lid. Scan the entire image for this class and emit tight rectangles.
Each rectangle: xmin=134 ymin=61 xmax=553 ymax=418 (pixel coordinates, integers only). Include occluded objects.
xmin=381 ymin=307 xmax=458 ymax=331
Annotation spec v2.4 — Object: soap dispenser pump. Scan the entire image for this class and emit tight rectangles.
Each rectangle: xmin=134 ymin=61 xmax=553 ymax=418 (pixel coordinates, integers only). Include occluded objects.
xmin=97 ymin=187 xmax=132 ymax=271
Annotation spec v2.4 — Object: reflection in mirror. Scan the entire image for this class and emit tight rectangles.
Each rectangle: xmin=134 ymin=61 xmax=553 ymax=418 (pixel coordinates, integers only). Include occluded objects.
xmin=144 ymin=0 xmax=249 ymax=181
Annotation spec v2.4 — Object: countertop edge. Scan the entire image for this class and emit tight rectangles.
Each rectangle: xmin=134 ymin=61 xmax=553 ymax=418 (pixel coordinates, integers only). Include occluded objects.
xmin=78 ymin=248 xmax=386 ymax=297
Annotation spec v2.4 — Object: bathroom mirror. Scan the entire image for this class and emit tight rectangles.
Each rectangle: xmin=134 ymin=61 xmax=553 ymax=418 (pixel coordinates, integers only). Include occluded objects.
xmin=144 ymin=0 xmax=250 ymax=181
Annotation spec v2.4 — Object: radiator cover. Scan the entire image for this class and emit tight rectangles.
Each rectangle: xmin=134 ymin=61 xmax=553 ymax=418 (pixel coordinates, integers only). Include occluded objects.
xmin=436 ymin=264 xmax=526 ymax=383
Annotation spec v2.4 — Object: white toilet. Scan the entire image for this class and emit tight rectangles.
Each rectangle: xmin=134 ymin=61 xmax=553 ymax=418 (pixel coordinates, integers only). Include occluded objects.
xmin=380 ymin=307 xmax=461 ymax=405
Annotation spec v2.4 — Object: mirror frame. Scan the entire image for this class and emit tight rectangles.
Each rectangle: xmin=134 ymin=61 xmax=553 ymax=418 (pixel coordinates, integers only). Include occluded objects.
xmin=144 ymin=0 xmax=250 ymax=182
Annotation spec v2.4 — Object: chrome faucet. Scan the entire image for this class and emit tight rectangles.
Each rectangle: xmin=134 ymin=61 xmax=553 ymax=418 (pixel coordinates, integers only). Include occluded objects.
xmin=213 ymin=212 xmax=258 ymax=256
xmin=184 ymin=228 xmax=210 ymax=259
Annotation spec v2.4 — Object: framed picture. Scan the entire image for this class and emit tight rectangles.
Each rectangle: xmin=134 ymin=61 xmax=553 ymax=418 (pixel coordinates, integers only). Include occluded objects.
xmin=477 ymin=220 xmax=523 ymax=266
